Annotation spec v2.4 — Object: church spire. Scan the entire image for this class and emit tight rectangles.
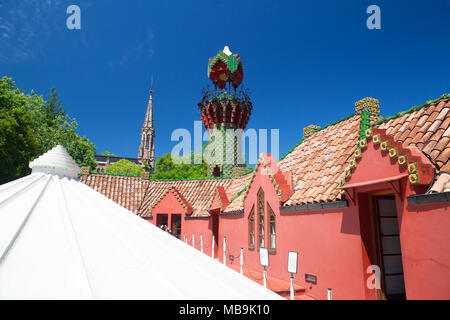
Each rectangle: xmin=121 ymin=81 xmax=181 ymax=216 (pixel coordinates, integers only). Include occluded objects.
xmin=138 ymin=85 xmax=155 ymax=172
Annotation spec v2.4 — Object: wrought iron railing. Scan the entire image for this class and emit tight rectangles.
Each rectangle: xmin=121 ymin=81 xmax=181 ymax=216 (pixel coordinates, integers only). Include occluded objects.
xmin=198 ymin=84 xmax=252 ymax=110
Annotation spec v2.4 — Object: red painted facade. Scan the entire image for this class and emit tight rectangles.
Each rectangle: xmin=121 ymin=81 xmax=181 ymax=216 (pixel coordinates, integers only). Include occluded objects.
xmin=79 ymin=94 xmax=450 ymax=300
xmin=147 ymin=146 xmax=450 ymax=300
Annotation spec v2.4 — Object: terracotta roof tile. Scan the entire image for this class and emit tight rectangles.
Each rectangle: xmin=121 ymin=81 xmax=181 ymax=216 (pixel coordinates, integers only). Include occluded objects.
xmin=278 ymin=114 xmax=361 ymax=206
xmin=419 ymin=121 xmax=432 ymax=133
xmin=440 ymin=117 xmax=450 ymax=130
xmin=399 ymin=129 xmax=412 ymax=142
xmin=436 ymin=148 xmax=450 ymax=164
xmin=441 ymin=160 xmax=450 ymax=174
xmin=435 ymin=100 xmax=446 ymax=112
xmin=427 ymin=111 xmax=440 ymax=124
xmin=422 ymin=140 xmax=438 ymax=155
xmin=443 ymin=126 xmax=450 ymax=138
xmin=398 ymin=121 xmax=410 ymax=133
xmin=428 ymin=120 xmax=442 ymax=133
xmin=430 ymin=129 xmax=445 ymax=142
xmin=373 ymin=96 xmax=450 ymax=173
xmin=78 ymin=174 xmax=148 ymax=214
xmin=422 ymin=131 xmax=434 ymax=144
xmin=402 ymin=138 xmax=413 ymax=148
xmin=433 ymin=137 xmax=450 ymax=154
xmin=436 ymin=107 xmax=449 ymax=121
xmin=415 ymin=115 xmax=429 ymax=128
xmin=411 ymin=131 xmax=425 ymax=144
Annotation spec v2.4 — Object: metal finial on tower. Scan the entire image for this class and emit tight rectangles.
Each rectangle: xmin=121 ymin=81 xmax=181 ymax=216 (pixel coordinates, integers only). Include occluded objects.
xmin=223 ymin=45 xmax=232 ymax=56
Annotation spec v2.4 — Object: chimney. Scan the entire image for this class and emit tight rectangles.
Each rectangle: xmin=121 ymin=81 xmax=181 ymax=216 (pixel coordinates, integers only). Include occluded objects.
xmin=231 ymin=166 xmax=247 ymax=178
xmin=355 ymin=97 xmax=380 ymax=116
xmin=303 ymin=125 xmax=320 ymax=138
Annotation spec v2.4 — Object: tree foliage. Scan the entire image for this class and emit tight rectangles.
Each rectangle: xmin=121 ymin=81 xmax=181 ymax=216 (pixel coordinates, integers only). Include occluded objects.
xmin=0 ymin=79 xmax=38 ymax=183
xmin=0 ymin=76 xmax=97 ymax=184
xmin=105 ymin=159 xmax=143 ymax=175
xmin=150 ymin=147 xmax=254 ymax=180
xmin=100 ymin=151 xmax=117 ymax=156
xmin=150 ymin=152 xmax=208 ymax=179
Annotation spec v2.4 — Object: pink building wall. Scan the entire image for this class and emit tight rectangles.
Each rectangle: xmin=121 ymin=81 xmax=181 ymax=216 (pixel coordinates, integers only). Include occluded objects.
xmin=146 ymin=148 xmax=450 ymax=299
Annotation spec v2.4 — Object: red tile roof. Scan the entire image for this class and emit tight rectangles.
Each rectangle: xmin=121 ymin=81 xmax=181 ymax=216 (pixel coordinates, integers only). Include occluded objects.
xmin=377 ymin=96 xmax=450 ymax=171
xmin=78 ymin=174 xmax=148 ymax=214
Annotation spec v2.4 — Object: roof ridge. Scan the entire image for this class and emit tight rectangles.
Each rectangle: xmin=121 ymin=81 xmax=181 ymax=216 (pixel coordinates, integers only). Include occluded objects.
xmin=148 ymin=169 xmax=255 ymax=182
xmin=149 ymin=176 xmax=233 ymax=182
xmin=229 ymin=185 xmax=249 ymax=203
xmin=82 ymin=172 xmax=234 ymax=180
xmin=81 ymin=166 xmax=255 ymax=182
xmin=371 ymin=93 xmax=450 ymax=127
xmin=79 ymin=172 xmax=142 ymax=178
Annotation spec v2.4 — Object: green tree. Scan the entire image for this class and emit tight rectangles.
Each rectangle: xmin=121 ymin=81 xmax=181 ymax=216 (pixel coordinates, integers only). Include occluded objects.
xmin=0 ymin=76 xmax=97 ymax=184
xmin=100 ymin=151 xmax=117 ymax=156
xmin=151 ymin=152 xmax=208 ymax=179
xmin=150 ymin=148 xmax=255 ymax=179
xmin=0 ymin=78 xmax=38 ymax=183
xmin=105 ymin=159 xmax=144 ymax=175
xmin=27 ymin=86 xmax=97 ymax=169
xmin=142 ymin=160 xmax=152 ymax=172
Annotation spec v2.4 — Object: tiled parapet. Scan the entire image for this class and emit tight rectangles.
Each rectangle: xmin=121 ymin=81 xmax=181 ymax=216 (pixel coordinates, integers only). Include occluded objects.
xmin=355 ymin=97 xmax=380 ymax=116
xmin=303 ymin=125 xmax=320 ymax=138
xmin=343 ymin=127 xmax=435 ymax=187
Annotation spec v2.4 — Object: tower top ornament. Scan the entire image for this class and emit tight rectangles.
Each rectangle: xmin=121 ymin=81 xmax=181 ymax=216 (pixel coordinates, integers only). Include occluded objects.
xmin=207 ymin=46 xmax=244 ymax=89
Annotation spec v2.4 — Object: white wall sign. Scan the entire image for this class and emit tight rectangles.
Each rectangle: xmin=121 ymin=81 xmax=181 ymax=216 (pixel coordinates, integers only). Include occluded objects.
xmin=287 ymin=251 xmax=298 ymax=274
xmin=259 ymin=247 xmax=269 ymax=267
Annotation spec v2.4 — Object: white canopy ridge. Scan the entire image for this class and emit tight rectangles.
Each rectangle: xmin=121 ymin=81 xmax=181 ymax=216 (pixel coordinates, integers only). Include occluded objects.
xmin=0 ymin=146 xmax=283 ymax=300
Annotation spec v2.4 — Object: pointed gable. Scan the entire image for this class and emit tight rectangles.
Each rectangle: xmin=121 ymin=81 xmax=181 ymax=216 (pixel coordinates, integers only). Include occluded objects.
xmin=149 ymin=186 xmax=193 ymax=216
xmin=224 ymin=154 xmax=294 ymax=214
xmin=340 ymin=127 xmax=435 ymax=202
xmin=209 ymin=186 xmax=231 ymax=211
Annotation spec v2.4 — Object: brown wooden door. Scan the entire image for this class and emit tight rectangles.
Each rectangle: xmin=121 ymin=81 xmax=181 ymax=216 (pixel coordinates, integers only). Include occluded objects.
xmin=171 ymin=214 xmax=182 ymax=239
xmin=156 ymin=214 xmax=168 ymax=229
xmin=373 ymin=195 xmax=406 ymax=300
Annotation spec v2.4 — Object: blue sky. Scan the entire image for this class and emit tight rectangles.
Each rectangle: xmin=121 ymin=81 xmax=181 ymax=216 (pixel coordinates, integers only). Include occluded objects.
xmin=1 ymin=0 xmax=449 ymax=163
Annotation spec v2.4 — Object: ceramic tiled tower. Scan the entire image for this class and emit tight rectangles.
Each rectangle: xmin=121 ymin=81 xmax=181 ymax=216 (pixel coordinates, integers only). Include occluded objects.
xmin=198 ymin=46 xmax=253 ymax=177
xmin=138 ymin=87 xmax=156 ymax=172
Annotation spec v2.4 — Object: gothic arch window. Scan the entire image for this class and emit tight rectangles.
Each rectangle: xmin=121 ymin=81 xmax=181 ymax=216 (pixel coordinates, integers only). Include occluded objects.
xmin=268 ymin=203 xmax=276 ymax=254
xmin=257 ymin=188 xmax=265 ymax=248
xmin=248 ymin=206 xmax=255 ymax=250
xmin=145 ymin=134 xmax=150 ymax=148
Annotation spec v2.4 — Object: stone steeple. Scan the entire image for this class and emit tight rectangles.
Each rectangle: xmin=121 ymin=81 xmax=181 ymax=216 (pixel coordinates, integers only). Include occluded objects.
xmin=138 ymin=87 xmax=155 ymax=172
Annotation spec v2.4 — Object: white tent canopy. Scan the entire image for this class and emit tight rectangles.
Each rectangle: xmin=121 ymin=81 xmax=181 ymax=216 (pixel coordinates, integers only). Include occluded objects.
xmin=0 ymin=146 xmax=283 ymax=300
